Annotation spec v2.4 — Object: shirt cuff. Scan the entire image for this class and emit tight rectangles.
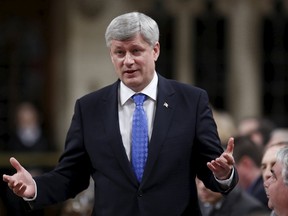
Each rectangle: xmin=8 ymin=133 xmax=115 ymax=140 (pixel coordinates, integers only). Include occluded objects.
xmin=23 ymin=179 xmax=37 ymax=201
xmin=215 ymin=167 xmax=235 ymax=187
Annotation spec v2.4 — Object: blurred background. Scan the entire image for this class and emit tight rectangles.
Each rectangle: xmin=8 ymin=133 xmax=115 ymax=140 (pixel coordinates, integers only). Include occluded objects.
xmin=0 ymin=0 xmax=288 ymax=215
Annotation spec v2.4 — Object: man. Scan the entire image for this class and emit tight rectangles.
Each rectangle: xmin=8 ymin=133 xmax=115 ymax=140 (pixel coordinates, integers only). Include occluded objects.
xmin=261 ymin=142 xmax=288 ymax=216
xmin=264 ymin=147 xmax=288 ymax=216
xmin=3 ymin=12 xmax=238 ymax=216
xmin=196 ymin=178 xmax=269 ymax=216
xmin=233 ymin=136 xmax=268 ymax=207
xmin=237 ymin=116 xmax=275 ymax=147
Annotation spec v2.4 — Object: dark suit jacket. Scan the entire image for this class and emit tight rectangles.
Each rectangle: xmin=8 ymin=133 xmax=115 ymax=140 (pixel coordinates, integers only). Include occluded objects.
xmin=33 ymin=74 xmax=238 ymax=215
xmin=247 ymin=175 xmax=269 ymax=210
xmin=199 ymin=186 xmax=270 ymax=216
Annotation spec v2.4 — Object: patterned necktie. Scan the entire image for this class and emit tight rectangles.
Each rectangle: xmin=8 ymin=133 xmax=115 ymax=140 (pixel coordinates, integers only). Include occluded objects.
xmin=131 ymin=93 xmax=148 ymax=182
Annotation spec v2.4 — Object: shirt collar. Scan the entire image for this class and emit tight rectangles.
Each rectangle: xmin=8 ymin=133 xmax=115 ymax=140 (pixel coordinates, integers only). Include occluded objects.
xmin=119 ymin=72 xmax=158 ymax=106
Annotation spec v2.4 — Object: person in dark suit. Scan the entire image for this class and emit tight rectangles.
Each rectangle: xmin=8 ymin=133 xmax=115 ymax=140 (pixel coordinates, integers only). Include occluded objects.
xmin=233 ymin=136 xmax=269 ymax=208
xmin=196 ymin=178 xmax=270 ymax=216
xmin=3 ymin=12 xmax=238 ymax=216
xmin=7 ymin=102 xmax=49 ymax=153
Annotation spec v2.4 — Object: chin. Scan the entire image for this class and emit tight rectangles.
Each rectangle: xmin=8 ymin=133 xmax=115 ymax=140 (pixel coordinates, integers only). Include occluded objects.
xmin=126 ymin=81 xmax=144 ymax=92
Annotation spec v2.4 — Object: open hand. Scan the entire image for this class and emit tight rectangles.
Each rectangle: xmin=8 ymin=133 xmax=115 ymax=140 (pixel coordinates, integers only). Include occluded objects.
xmin=3 ymin=157 xmax=36 ymax=199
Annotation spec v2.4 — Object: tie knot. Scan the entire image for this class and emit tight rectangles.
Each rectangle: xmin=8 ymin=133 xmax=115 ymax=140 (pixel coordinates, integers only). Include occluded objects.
xmin=132 ymin=93 xmax=146 ymax=106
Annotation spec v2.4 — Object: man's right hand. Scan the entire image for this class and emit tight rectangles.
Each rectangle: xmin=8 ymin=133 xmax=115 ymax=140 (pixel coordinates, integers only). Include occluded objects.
xmin=3 ymin=157 xmax=36 ymax=199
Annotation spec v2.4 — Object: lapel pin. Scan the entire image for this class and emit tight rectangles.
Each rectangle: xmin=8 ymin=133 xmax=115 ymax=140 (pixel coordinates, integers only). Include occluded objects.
xmin=163 ymin=102 xmax=169 ymax=108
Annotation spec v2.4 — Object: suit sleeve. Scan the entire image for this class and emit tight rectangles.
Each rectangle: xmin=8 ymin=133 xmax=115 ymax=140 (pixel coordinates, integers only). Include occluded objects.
xmin=193 ymin=90 xmax=238 ymax=193
xmin=32 ymin=100 xmax=91 ymax=208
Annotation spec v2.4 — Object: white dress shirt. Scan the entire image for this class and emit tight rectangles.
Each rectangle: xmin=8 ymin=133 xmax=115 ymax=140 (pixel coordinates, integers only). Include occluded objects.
xmin=118 ymin=72 xmax=158 ymax=161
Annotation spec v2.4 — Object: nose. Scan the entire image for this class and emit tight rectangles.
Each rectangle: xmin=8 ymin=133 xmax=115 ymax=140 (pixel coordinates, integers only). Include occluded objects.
xmin=264 ymin=175 xmax=273 ymax=189
xmin=263 ymin=170 xmax=269 ymax=181
xmin=264 ymin=166 xmax=274 ymax=181
xmin=123 ymin=53 xmax=134 ymax=65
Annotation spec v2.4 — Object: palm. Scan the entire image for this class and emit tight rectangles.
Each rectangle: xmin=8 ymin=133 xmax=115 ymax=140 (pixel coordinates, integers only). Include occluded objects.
xmin=3 ymin=157 xmax=35 ymax=198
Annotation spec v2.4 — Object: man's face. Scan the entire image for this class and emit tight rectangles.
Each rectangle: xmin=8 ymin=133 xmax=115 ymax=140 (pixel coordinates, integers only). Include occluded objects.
xmin=261 ymin=145 xmax=281 ymax=181
xmin=109 ymin=33 xmax=160 ymax=92
xmin=264 ymin=161 xmax=288 ymax=215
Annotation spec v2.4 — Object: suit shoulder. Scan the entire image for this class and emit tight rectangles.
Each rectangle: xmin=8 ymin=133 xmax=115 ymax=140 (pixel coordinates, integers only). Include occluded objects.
xmin=166 ymin=78 xmax=207 ymax=95
xmin=164 ymin=77 xmax=205 ymax=91
xmin=234 ymin=189 xmax=267 ymax=211
xmin=77 ymin=82 xmax=118 ymax=103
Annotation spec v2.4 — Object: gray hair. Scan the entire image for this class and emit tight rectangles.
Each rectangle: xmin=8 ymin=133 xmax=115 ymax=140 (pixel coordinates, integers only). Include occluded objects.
xmin=105 ymin=12 xmax=159 ymax=47
xmin=276 ymin=147 xmax=288 ymax=186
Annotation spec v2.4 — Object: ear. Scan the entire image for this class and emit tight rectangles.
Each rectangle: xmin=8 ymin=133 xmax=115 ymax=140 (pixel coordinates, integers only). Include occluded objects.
xmin=109 ymin=49 xmax=115 ymax=63
xmin=153 ymin=42 xmax=160 ymax=61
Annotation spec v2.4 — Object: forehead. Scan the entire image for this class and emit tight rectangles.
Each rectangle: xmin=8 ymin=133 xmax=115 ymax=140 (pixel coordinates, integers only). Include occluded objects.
xmin=110 ymin=34 xmax=149 ymax=49
xmin=262 ymin=146 xmax=281 ymax=162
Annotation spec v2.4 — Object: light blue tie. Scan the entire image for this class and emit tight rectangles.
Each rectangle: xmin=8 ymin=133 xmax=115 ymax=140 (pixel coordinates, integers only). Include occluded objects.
xmin=131 ymin=93 xmax=148 ymax=182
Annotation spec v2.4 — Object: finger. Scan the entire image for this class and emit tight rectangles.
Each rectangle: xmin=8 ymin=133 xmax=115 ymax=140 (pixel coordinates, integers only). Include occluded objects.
xmin=3 ymin=174 xmax=10 ymax=183
xmin=207 ymin=160 xmax=223 ymax=171
xmin=12 ymin=181 xmax=22 ymax=191
xmin=16 ymin=184 xmax=27 ymax=196
xmin=207 ymin=161 xmax=216 ymax=171
xmin=222 ymin=153 xmax=235 ymax=165
xmin=12 ymin=181 xmax=25 ymax=194
xmin=216 ymin=159 xmax=233 ymax=171
xmin=10 ymin=157 xmax=23 ymax=172
xmin=225 ymin=137 xmax=234 ymax=155
xmin=8 ymin=180 xmax=17 ymax=190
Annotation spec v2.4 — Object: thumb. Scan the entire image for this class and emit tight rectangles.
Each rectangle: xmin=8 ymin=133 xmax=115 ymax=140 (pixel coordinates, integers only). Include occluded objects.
xmin=10 ymin=157 xmax=23 ymax=172
xmin=225 ymin=137 xmax=234 ymax=155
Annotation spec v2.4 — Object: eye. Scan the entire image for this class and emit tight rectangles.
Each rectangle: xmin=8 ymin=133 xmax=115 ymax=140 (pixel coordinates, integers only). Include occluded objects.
xmin=260 ymin=165 xmax=266 ymax=171
xmin=132 ymin=49 xmax=140 ymax=54
xmin=114 ymin=50 xmax=125 ymax=57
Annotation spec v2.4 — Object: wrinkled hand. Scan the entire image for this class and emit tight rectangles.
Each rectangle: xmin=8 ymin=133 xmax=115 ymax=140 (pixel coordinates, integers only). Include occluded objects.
xmin=2 ymin=157 xmax=35 ymax=199
xmin=207 ymin=137 xmax=235 ymax=180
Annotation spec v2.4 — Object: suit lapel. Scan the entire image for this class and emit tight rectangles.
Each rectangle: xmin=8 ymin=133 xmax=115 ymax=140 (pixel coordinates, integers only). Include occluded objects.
xmin=141 ymin=75 xmax=176 ymax=185
xmin=101 ymin=81 xmax=138 ymax=185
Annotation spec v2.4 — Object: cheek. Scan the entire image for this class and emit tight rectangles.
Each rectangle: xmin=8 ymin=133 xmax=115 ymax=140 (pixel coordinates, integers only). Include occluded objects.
xmin=277 ymin=183 xmax=288 ymax=199
xmin=269 ymin=191 xmax=285 ymax=210
xmin=113 ymin=60 xmax=122 ymax=68
xmin=269 ymin=183 xmax=283 ymax=201
xmin=112 ymin=62 xmax=123 ymax=75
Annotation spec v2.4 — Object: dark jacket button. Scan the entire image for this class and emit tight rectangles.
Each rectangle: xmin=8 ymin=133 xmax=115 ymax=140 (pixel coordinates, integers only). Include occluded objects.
xmin=137 ymin=190 xmax=143 ymax=197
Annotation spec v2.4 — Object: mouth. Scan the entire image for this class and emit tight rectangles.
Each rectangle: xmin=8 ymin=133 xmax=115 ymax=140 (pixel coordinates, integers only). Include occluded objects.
xmin=123 ymin=70 xmax=139 ymax=78
xmin=124 ymin=69 xmax=137 ymax=74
